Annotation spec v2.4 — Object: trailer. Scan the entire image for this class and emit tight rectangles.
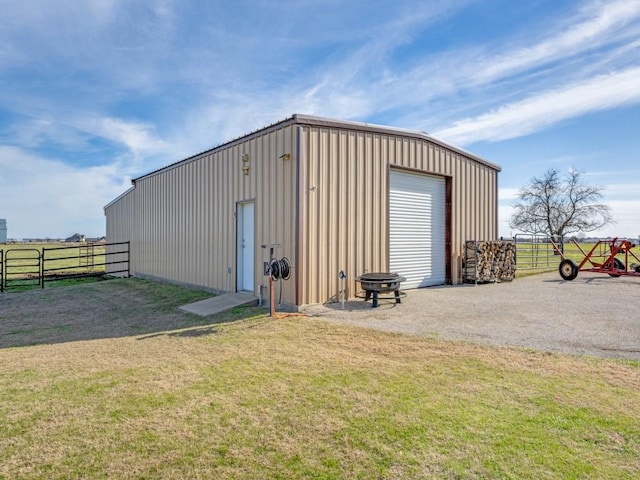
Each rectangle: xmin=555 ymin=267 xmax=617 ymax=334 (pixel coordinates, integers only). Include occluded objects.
xmin=552 ymin=237 xmax=640 ymax=280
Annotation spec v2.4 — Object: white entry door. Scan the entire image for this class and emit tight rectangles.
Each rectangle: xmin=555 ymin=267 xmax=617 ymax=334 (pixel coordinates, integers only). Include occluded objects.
xmin=237 ymin=202 xmax=254 ymax=292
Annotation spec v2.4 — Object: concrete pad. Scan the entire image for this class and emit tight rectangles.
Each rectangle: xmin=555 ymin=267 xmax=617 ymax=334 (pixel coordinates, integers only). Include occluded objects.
xmin=179 ymin=292 xmax=258 ymax=317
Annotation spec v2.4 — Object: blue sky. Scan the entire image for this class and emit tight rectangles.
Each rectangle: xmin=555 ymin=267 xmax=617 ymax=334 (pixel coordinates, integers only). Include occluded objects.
xmin=1 ymin=0 xmax=639 ymax=239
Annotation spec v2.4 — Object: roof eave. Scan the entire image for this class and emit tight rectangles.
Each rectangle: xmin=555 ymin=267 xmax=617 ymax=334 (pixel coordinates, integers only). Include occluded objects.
xmin=133 ymin=113 xmax=501 ymax=183
xmin=291 ymin=114 xmax=501 ymax=172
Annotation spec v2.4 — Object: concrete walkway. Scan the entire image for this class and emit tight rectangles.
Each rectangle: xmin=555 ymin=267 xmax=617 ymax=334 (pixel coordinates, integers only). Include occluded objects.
xmin=179 ymin=292 xmax=258 ymax=317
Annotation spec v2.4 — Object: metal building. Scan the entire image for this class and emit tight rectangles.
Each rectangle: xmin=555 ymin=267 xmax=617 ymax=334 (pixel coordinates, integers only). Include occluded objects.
xmin=104 ymin=114 xmax=501 ymax=307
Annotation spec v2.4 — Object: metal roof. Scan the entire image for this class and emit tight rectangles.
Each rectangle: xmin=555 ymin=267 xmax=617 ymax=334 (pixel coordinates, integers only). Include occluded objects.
xmin=293 ymin=114 xmax=501 ymax=171
xmin=103 ymin=186 xmax=135 ymax=211
xmin=132 ymin=113 xmax=501 ymax=183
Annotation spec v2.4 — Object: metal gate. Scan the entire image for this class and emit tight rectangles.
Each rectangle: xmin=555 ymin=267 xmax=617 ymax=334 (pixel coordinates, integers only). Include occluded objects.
xmin=514 ymin=234 xmax=563 ymax=272
xmin=1 ymin=248 xmax=42 ymax=291
xmin=1 ymin=242 xmax=130 ymax=292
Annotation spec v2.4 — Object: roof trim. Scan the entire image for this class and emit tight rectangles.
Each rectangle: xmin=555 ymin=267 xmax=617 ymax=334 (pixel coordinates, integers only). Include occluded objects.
xmin=291 ymin=114 xmax=501 ymax=172
xmin=103 ymin=186 xmax=135 ymax=211
xmin=133 ymin=113 xmax=500 ymax=183
xmin=132 ymin=115 xmax=299 ymax=183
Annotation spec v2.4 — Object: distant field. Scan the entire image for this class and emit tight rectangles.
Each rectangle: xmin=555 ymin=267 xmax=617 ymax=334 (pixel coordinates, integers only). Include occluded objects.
xmin=1 ymin=242 xmax=107 ymax=289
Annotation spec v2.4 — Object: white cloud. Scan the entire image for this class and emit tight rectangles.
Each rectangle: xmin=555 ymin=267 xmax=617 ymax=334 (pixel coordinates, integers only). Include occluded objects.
xmin=85 ymin=117 xmax=168 ymax=158
xmin=363 ymin=0 xmax=640 ymax=133
xmin=0 ymin=146 xmax=129 ymax=238
xmin=603 ymin=182 xmax=640 ymax=198
xmin=498 ymin=204 xmax=516 ymax=239
xmin=594 ymin=199 xmax=640 ymax=238
xmin=431 ymin=66 xmax=640 ymax=145
xmin=498 ymin=188 xmax=520 ymax=202
xmin=1 ymin=0 xmax=640 ymax=241
xmin=473 ymin=0 xmax=640 ymax=84
xmin=498 ymin=184 xmax=640 ymax=239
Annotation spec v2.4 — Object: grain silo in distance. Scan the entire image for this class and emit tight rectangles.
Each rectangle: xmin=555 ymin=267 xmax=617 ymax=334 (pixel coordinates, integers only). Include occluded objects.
xmin=0 ymin=219 xmax=7 ymax=244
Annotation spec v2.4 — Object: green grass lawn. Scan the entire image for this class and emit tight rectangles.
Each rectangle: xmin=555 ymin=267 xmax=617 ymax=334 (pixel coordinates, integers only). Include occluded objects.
xmin=1 ymin=279 xmax=638 ymax=479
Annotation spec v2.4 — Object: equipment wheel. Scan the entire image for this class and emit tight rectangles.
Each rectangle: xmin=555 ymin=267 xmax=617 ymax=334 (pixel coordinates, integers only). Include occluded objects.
xmin=559 ymin=259 xmax=578 ymax=281
xmin=606 ymin=257 xmax=625 ymax=277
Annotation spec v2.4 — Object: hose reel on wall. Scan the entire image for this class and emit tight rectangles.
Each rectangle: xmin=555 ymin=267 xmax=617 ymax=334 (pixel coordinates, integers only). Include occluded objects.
xmin=262 ymin=244 xmax=299 ymax=318
xmin=266 ymin=257 xmax=291 ymax=281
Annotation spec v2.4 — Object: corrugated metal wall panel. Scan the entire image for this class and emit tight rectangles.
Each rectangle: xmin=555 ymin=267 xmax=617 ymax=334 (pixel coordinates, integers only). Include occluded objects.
xmin=104 ymin=116 xmax=498 ymax=307
xmin=107 ymin=125 xmax=298 ymax=304
xmin=299 ymin=125 xmax=498 ymax=305
xmin=299 ymin=128 xmax=388 ymax=305
xmin=104 ymin=187 xmax=134 ymax=276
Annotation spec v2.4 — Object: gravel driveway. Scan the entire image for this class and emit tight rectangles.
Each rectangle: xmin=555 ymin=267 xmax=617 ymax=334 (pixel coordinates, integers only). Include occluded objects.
xmin=307 ymin=271 xmax=640 ymax=361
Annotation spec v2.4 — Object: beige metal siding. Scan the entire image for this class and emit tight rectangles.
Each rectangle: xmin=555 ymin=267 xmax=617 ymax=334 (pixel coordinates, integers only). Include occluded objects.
xmin=105 ymin=114 xmax=499 ymax=307
xmin=123 ymin=125 xmax=297 ymax=302
xmin=298 ymin=128 xmax=388 ymax=305
xmin=297 ymin=125 xmax=498 ymax=305
xmin=104 ymin=188 xmax=134 ymax=276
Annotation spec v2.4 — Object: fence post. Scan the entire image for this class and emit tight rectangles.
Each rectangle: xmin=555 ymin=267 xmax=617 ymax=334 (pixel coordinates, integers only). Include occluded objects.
xmin=40 ymin=247 xmax=45 ymax=288
xmin=127 ymin=241 xmax=131 ymax=277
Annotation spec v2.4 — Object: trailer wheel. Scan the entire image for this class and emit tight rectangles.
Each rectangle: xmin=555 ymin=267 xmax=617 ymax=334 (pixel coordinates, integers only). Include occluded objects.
xmin=559 ymin=259 xmax=578 ymax=280
xmin=606 ymin=258 xmax=625 ymax=277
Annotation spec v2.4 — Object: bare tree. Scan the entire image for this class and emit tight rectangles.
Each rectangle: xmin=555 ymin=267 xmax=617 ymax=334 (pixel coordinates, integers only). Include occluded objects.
xmin=509 ymin=168 xmax=613 ymax=237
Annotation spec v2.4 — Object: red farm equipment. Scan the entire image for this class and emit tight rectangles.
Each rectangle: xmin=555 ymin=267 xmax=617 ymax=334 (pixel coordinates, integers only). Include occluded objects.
xmin=552 ymin=237 xmax=640 ymax=281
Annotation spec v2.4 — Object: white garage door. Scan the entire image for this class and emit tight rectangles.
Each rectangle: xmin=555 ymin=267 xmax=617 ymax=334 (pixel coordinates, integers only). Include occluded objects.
xmin=389 ymin=170 xmax=446 ymax=289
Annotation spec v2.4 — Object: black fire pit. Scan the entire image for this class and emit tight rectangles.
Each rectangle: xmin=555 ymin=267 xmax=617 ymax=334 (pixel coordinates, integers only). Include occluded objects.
xmin=355 ymin=272 xmax=407 ymax=308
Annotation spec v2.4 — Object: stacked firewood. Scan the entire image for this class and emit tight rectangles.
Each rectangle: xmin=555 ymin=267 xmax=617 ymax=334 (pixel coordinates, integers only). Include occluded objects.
xmin=464 ymin=240 xmax=516 ymax=283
